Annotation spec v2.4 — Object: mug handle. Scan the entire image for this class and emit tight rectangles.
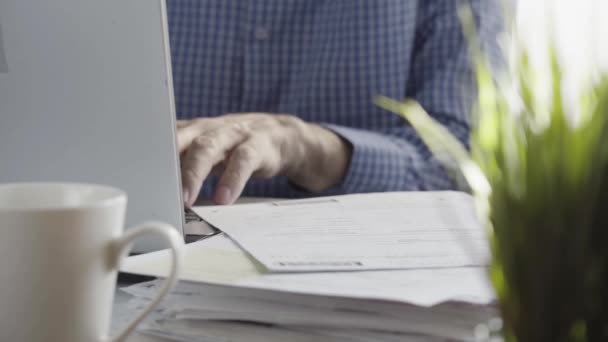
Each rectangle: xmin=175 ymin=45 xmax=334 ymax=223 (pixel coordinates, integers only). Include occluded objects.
xmin=103 ymin=222 xmax=183 ymax=342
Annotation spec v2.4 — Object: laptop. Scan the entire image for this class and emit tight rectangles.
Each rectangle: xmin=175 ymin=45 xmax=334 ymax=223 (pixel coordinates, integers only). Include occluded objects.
xmin=0 ymin=0 xmax=217 ymax=251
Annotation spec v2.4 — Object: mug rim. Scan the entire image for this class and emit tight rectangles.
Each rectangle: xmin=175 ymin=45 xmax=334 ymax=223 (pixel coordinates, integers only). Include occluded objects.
xmin=0 ymin=182 xmax=127 ymax=212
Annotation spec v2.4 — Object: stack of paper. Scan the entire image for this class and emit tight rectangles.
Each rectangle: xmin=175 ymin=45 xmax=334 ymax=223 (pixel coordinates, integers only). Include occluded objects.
xmin=120 ymin=192 xmax=498 ymax=341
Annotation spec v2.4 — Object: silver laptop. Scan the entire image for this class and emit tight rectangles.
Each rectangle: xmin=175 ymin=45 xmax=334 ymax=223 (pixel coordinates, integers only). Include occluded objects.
xmin=0 ymin=0 xmax=215 ymax=251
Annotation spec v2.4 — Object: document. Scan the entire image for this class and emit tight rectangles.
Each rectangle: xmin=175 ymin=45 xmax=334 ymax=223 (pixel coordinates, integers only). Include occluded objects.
xmin=121 ymin=233 xmax=494 ymax=308
xmin=192 ymin=191 xmax=488 ymax=272
xmin=120 ymin=234 xmax=496 ymax=340
xmin=139 ymin=318 xmax=452 ymax=342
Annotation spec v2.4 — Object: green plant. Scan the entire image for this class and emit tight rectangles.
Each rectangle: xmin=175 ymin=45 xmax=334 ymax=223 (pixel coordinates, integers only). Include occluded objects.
xmin=376 ymin=8 xmax=608 ymax=342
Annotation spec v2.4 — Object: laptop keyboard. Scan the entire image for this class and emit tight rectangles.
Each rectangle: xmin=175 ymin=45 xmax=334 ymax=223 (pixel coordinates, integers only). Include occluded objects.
xmin=185 ymin=208 xmax=203 ymax=223
xmin=184 ymin=208 xmax=221 ymax=240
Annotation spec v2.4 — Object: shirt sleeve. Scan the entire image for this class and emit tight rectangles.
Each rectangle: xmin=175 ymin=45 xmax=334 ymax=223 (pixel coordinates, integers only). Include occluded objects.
xmin=313 ymin=0 xmax=504 ymax=195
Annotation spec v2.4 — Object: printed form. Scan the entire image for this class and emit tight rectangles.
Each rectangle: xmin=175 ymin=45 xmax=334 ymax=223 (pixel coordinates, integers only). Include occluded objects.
xmin=121 ymin=234 xmax=495 ymax=307
xmin=192 ymin=191 xmax=488 ymax=272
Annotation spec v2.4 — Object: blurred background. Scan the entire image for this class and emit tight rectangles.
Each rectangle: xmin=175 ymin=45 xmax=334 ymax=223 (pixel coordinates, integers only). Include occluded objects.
xmin=516 ymin=0 xmax=608 ymax=95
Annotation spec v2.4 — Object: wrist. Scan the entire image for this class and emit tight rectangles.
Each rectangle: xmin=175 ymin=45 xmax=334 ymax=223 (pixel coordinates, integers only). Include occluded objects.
xmin=287 ymin=120 xmax=352 ymax=192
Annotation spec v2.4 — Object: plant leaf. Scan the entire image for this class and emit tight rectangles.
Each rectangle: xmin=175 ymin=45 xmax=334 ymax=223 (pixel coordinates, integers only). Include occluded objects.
xmin=375 ymin=96 xmax=491 ymax=197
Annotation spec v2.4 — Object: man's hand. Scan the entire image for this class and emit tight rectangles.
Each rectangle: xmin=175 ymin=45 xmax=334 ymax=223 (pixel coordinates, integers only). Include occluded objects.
xmin=177 ymin=113 xmax=351 ymax=207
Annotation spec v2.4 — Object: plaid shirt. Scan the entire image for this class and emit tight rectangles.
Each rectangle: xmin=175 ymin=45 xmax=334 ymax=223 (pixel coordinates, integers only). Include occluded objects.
xmin=167 ymin=0 xmax=503 ymax=199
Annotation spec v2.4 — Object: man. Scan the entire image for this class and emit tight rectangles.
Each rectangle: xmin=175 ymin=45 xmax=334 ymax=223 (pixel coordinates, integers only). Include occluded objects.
xmin=169 ymin=1 xmax=503 ymax=206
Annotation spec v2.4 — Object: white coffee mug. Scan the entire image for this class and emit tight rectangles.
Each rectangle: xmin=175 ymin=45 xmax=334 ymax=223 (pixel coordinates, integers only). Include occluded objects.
xmin=0 ymin=182 xmax=183 ymax=342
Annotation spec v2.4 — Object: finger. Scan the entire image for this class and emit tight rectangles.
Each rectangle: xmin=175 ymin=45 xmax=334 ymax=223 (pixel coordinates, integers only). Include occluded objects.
xmin=210 ymin=162 xmax=225 ymax=177
xmin=214 ymin=140 xmax=261 ymax=205
xmin=176 ymin=118 xmax=235 ymax=153
xmin=181 ymin=128 xmax=245 ymax=207
xmin=176 ymin=120 xmax=190 ymax=128
xmin=176 ymin=122 xmax=204 ymax=154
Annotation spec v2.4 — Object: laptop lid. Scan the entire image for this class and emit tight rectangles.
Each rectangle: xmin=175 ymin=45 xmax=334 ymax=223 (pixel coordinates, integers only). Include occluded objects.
xmin=0 ymin=0 xmax=184 ymax=252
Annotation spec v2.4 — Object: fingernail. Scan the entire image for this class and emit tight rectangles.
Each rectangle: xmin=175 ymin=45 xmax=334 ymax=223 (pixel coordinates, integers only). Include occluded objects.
xmin=215 ymin=185 xmax=232 ymax=205
xmin=183 ymin=190 xmax=190 ymax=207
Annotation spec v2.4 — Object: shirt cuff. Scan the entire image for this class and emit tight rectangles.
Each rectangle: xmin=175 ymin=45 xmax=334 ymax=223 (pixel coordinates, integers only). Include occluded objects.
xmin=288 ymin=123 xmax=426 ymax=196
xmin=323 ymin=123 xmax=421 ymax=194
xmin=286 ymin=123 xmax=454 ymax=196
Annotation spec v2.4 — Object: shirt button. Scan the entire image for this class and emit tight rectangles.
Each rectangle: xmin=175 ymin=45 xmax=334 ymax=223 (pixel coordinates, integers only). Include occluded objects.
xmin=254 ymin=26 xmax=270 ymax=41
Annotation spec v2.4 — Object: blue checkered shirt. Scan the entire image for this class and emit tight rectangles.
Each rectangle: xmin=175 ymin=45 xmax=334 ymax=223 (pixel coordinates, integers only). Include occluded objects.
xmin=166 ymin=0 xmax=503 ymax=199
